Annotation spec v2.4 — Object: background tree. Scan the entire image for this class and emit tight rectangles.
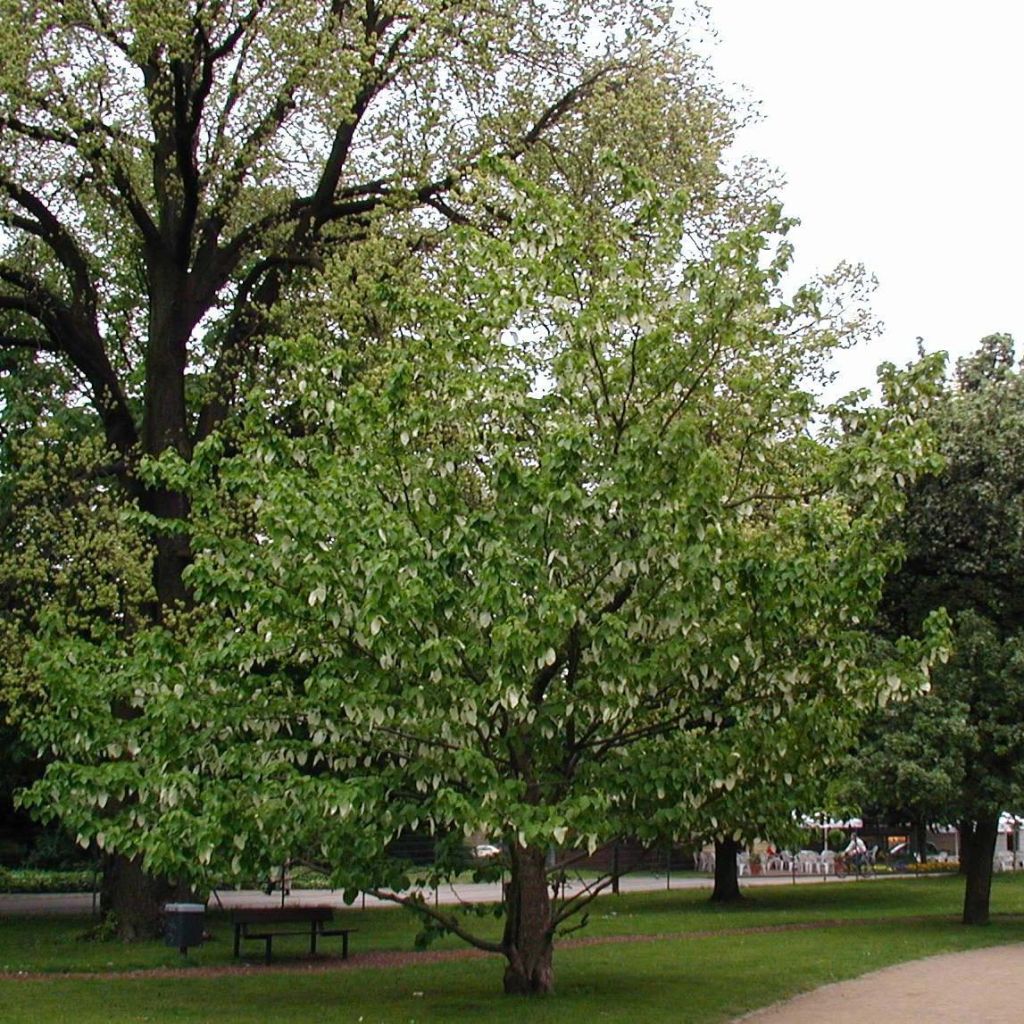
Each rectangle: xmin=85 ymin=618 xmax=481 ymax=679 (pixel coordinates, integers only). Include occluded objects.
xmin=840 ymin=690 xmax=969 ymax=864
xmin=880 ymin=335 xmax=1024 ymax=925
xmin=694 ymin=706 xmax=855 ymax=902
xmin=0 ymin=0 xmax=743 ymax=935
xmin=21 ymin=160 xmax=945 ymax=994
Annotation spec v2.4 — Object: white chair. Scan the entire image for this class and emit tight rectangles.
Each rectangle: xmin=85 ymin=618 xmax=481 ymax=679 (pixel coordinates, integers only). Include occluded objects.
xmin=736 ymin=852 xmax=750 ymax=877
xmin=993 ymin=851 xmax=1014 ymax=872
xmin=796 ymin=850 xmax=822 ymax=875
xmin=819 ymin=850 xmax=836 ymax=875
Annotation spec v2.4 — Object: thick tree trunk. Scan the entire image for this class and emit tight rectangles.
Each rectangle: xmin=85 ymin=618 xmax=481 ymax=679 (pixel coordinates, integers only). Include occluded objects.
xmin=710 ymin=838 xmax=743 ymax=903
xmin=142 ymin=277 xmax=195 ymax=610
xmin=502 ymin=845 xmax=554 ymax=995
xmin=102 ymin=279 xmax=197 ymax=938
xmin=961 ymin=814 xmax=999 ymax=925
xmin=100 ymin=855 xmax=190 ymax=939
xmin=958 ymin=818 xmax=971 ymax=875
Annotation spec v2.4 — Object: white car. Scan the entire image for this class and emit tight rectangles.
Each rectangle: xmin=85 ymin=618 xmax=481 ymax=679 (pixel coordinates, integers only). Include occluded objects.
xmin=471 ymin=843 xmax=502 ymax=860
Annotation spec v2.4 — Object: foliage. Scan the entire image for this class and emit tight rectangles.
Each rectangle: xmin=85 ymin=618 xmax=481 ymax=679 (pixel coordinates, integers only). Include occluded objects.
xmin=0 ymin=0 xmax=773 ymax=937
xmin=868 ymin=335 xmax=1024 ymax=922
xmin=841 ymin=689 xmax=970 ymax=836
xmin=17 ymin=144 xmax=947 ymax=991
xmin=884 ymin=336 xmax=1024 ymax=818
xmin=0 ymin=867 xmax=94 ymax=894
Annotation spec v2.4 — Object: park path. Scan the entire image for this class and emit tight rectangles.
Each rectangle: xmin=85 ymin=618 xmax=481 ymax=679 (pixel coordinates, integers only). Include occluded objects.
xmin=733 ymin=943 xmax=1024 ymax=1023
xmin=0 ymin=871 xmax=866 ymax=916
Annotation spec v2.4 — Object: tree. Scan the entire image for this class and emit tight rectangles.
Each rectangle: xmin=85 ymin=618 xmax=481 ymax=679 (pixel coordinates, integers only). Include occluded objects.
xmin=0 ymin=0 xmax=742 ymax=934
xmin=20 ymin=158 xmax=944 ymax=994
xmin=840 ymin=688 xmax=969 ymax=864
xmin=705 ymin=723 xmax=853 ymax=903
xmin=880 ymin=335 xmax=1024 ymax=925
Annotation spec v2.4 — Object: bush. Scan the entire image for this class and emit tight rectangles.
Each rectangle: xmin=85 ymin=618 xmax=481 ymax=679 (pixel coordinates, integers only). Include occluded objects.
xmin=22 ymin=827 xmax=92 ymax=870
xmin=0 ymin=867 xmax=95 ymax=893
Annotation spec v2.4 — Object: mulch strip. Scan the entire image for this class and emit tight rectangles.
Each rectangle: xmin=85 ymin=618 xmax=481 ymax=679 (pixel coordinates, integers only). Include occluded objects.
xmin=0 ymin=914 xmax=966 ymax=982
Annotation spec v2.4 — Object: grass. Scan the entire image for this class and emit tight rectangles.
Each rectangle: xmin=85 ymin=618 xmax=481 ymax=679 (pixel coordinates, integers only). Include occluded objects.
xmin=1 ymin=874 xmax=1022 ymax=1022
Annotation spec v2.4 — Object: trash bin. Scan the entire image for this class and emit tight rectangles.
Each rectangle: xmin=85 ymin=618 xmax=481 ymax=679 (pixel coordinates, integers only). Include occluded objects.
xmin=163 ymin=902 xmax=206 ymax=953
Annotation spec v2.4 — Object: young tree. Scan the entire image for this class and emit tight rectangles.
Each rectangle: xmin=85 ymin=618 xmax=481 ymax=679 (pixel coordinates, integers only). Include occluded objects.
xmin=0 ymin=0 xmax=739 ymax=934
xmin=21 ymin=162 xmax=944 ymax=993
xmin=880 ymin=335 xmax=1024 ymax=925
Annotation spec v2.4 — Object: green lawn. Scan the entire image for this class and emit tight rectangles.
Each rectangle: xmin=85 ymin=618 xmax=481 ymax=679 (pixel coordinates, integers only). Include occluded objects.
xmin=1 ymin=875 xmax=1022 ymax=1023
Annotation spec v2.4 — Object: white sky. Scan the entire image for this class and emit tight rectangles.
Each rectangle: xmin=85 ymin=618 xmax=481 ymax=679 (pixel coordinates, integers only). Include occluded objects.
xmin=699 ymin=0 xmax=1024 ymax=394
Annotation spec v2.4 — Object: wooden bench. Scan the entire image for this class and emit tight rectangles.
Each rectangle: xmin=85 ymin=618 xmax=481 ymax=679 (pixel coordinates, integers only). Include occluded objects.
xmin=230 ymin=906 xmax=355 ymax=964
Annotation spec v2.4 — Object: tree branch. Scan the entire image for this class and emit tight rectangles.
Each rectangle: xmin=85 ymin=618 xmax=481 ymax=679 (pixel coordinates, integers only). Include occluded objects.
xmin=366 ymin=888 xmax=506 ymax=954
xmin=1 ymin=179 xmax=97 ymax=318
xmin=551 ymin=871 xmax=616 ymax=928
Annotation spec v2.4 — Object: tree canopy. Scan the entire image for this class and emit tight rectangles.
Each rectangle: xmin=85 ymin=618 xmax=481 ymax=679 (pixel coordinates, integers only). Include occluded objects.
xmin=1 ymin=0 xmax=746 ymax=932
xmin=19 ymin=155 xmax=945 ymax=991
xmin=878 ymin=334 xmax=1024 ymax=924
xmin=4 ymin=0 xmax=950 ymax=993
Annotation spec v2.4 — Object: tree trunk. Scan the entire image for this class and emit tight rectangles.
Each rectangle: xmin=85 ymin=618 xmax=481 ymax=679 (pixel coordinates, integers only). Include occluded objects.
xmin=958 ymin=818 xmax=971 ymax=875
xmin=102 ymin=279 xmax=196 ymax=938
xmin=961 ymin=813 xmax=999 ymax=925
xmin=142 ymin=276 xmax=195 ymax=610
xmin=502 ymin=845 xmax=554 ymax=995
xmin=100 ymin=855 xmax=189 ymax=939
xmin=710 ymin=838 xmax=743 ymax=903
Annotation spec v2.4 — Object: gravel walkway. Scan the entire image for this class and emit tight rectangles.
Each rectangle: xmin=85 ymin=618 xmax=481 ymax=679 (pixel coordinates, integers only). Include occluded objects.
xmin=733 ymin=943 xmax=1024 ymax=1023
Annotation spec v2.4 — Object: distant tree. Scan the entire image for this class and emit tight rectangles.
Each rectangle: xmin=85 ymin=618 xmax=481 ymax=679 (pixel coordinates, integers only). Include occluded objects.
xmin=881 ymin=335 xmax=1024 ymax=924
xmin=841 ymin=691 xmax=969 ymax=863
xmin=701 ymin=708 xmax=855 ymax=902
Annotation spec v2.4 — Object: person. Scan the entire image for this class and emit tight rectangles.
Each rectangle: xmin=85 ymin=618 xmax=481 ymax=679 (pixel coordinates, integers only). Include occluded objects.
xmin=844 ymin=832 xmax=868 ymax=874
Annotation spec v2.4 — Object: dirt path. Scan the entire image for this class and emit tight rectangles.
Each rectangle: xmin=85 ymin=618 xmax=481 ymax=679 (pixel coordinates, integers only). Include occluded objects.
xmin=733 ymin=943 xmax=1024 ymax=1023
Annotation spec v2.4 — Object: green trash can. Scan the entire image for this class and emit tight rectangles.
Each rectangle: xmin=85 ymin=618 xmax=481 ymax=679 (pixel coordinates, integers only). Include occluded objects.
xmin=163 ymin=902 xmax=205 ymax=953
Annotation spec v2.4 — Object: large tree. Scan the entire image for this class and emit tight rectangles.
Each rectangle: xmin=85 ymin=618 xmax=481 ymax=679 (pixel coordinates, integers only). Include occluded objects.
xmin=880 ymin=335 xmax=1024 ymax=925
xmin=20 ymin=159 xmax=944 ymax=994
xmin=0 ymin=0 xmax=739 ymax=934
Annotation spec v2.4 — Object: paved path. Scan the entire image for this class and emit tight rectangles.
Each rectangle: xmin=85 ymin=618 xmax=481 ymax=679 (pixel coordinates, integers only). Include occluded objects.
xmin=0 ymin=871 xmax=864 ymax=916
xmin=733 ymin=944 xmax=1024 ymax=1023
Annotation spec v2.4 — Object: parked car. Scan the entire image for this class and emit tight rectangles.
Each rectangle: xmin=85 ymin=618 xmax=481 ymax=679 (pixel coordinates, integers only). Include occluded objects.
xmin=470 ymin=843 xmax=503 ymax=861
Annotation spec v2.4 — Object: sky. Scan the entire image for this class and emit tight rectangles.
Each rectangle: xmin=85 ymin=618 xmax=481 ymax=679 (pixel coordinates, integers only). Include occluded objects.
xmin=698 ymin=0 xmax=1024 ymax=395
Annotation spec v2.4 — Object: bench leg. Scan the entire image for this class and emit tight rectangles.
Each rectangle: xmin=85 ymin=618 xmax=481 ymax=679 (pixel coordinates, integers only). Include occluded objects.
xmin=233 ymin=925 xmax=241 ymax=958
xmin=310 ymin=922 xmax=317 ymax=955
xmin=264 ymin=936 xmax=272 ymax=965
xmin=342 ymin=931 xmax=349 ymax=960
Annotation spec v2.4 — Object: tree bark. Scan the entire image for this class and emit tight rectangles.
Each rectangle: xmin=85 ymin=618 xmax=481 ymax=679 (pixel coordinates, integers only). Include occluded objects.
xmin=502 ymin=845 xmax=555 ymax=995
xmin=958 ymin=818 xmax=971 ymax=875
xmin=100 ymin=855 xmax=190 ymax=939
xmin=710 ymin=838 xmax=743 ymax=903
xmin=101 ymin=270 xmax=198 ymax=937
xmin=961 ymin=813 xmax=999 ymax=925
